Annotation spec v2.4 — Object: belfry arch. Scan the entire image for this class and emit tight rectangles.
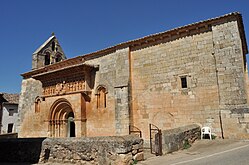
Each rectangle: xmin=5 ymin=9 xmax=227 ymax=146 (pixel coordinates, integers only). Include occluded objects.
xmin=49 ymin=98 xmax=75 ymax=137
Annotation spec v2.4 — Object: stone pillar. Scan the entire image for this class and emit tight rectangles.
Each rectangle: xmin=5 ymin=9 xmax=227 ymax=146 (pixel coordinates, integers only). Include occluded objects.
xmin=81 ymin=120 xmax=86 ymax=136
xmin=115 ymin=86 xmax=130 ymax=135
xmin=113 ymin=48 xmax=130 ymax=136
xmin=212 ymin=19 xmax=247 ymax=106
xmin=75 ymin=120 xmax=81 ymax=137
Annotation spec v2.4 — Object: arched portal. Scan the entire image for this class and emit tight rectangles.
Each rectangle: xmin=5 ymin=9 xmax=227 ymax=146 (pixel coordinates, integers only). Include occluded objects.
xmin=49 ymin=98 xmax=75 ymax=137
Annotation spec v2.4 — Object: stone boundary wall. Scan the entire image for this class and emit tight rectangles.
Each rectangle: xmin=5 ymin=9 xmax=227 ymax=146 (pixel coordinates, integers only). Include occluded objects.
xmin=0 ymin=133 xmax=18 ymax=139
xmin=0 ymin=137 xmax=46 ymax=163
xmin=39 ymin=135 xmax=143 ymax=165
xmin=0 ymin=135 xmax=143 ymax=164
xmin=162 ymin=124 xmax=200 ymax=154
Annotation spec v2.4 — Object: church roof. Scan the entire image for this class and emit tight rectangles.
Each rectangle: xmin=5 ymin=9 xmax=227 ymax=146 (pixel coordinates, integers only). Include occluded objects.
xmin=81 ymin=12 xmax=247 ymax=59
xmin=22 ymin=12 xmax=248 ymax=78
xmin=0 ymin=93 xmax=19 ymax=104
xmin=33 ymin=35 xmax=55 ymax=55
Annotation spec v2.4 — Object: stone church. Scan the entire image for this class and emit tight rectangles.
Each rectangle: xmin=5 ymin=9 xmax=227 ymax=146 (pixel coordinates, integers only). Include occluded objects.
xmin=18 ymin=12 xmax=249 ymax=141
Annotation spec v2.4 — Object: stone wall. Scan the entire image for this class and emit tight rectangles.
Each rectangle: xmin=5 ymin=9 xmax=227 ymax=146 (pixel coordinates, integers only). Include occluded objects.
xmin=0 ymin=133 xmax=18 ymax=139
xmin=162 ymin=124 xmax=200 ymax=154
xmin=85 ymin=47 xmax=130 ymax=136
xmin=130 ymin=17 xmax=248 ymax=140
xmin=0 ymin=135 xmax=143 ymax=164
xmin=17 ymin=78 xmax=43 ymax=137
xmin=220 ymin=108 xmax=249 ymax=139
xmin=130 ymin=27 xmax=219 ymax=140
xmin=39 ymin=135 xmax=143 ymax=165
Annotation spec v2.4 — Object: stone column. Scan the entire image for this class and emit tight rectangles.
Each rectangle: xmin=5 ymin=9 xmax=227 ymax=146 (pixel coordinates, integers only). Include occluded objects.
xmin=113 ymin=48 xmax=130 ymax=136
xmin=114 ymin=86 xmax=130 ymax=135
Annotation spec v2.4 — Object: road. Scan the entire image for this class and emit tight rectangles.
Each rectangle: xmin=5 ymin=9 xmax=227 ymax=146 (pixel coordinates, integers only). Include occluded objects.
xmin=138 ymin=139 xmax=249 ymax=165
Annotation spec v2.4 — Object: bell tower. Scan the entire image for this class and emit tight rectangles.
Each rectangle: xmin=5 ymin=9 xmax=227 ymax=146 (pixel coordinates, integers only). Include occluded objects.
xmin=32 ymin=33 xmax=67 ymax=70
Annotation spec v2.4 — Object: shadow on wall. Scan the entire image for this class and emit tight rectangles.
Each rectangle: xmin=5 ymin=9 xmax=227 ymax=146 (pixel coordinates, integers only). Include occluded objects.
xmin=0 ymin=138 xmax=46 ymax=164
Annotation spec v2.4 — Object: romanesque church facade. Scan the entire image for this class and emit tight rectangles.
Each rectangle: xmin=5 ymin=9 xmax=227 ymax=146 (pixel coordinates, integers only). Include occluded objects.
xmin=18 ymin=12 xmax=249 ymax=141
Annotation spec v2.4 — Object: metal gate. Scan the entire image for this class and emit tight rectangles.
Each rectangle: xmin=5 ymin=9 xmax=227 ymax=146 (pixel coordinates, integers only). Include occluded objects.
xmin=149 ymin=124 xmax=162 ymax=156
xmin=129 ymin=125 xmax=142 ymax=138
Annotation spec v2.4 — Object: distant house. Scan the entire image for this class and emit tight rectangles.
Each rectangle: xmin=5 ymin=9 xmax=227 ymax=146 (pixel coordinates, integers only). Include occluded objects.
xmin=0 ymin=93 xmax=19 ymax=134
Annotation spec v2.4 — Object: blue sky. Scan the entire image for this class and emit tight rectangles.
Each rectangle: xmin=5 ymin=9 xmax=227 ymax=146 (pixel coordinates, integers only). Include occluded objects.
xmin=0 ymin=0 xmax=248 ymax=94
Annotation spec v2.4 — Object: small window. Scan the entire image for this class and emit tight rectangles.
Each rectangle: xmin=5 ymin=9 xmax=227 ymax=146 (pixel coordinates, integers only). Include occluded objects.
xmin=7 ymin=123 xmax=13 ymax=133
xmin=52 ymin=41 xmax=55 ymax=51
xmin=181 ymin=76 xmax=187 ymax=89
xmin=55 ymin=54 xmax=62 ymax=62
xmin=44 ymin=52 xmax=50 ymax=65
xmin=9 ymin=109 xmax=14 ymax=116
xmin=35 ymin=99 xmax=41 ymax=113
xmin=97 ymin=86 xmax=107 ymax=109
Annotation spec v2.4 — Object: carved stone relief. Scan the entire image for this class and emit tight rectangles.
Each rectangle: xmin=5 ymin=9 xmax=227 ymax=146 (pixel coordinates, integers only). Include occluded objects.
xmin=43 ymin=79 xmax=85 ymax=96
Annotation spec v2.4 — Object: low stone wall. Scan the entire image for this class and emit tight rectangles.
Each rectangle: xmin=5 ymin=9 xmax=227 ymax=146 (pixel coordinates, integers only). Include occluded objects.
xmin=162 ymin=124 xmax=200 ymax=154
xmin=0 ymin=137 xmax=46 ymax=163
xmin=39 ymin=135 xmax=143 ymax=165
xmin=0 ymin=133 xmax=18 ymax=139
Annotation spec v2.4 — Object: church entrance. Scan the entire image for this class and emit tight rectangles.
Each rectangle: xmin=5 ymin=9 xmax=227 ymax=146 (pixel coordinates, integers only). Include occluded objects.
xmin=49 ymin=98 xmax=76 ymax=137
xmin=67 ymin=112 xmax=75 ymax=137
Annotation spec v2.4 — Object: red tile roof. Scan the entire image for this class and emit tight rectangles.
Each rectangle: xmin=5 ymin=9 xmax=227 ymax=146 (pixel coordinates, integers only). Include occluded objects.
xmin=0 ymin=93 xmax=19 ymax=104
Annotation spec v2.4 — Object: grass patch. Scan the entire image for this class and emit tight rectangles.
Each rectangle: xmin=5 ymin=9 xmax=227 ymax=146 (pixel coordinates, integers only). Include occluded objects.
xmin=183 ymin=140 xmax=191 ymax=149
xmin=130 ymin=159 xmax=138 ymax=165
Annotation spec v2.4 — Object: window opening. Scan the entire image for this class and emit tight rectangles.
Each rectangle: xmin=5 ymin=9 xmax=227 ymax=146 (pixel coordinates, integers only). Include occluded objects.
xmin=35 ymin=99 xmax=41 ymax=113
xmin=44 ymin=52 xmax=50 ymax=65
xmin=52 ymin=41 xmax=55 ymax=51
xmin=97 ymin=87 xmax=107 ymax=109
xmin=9 ymin=109 xmax=14 ymax=116
xmin=55 ymin=54 xmax=62 ymax=62
xmin=7 ymin=123 xmax=13 ymax=133
xmin=181 ymin=76 xmax=187 ymax=89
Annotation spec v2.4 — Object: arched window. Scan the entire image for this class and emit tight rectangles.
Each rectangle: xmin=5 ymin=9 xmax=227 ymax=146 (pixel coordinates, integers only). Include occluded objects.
xmin=97 ymin=86 xmax=107 ymax=109
xmin=35 ymin=97 xmax=41 ymax=113
xmin=44 ymin=52 xmax=50 ymax=65
xmin=55 ymin=53 xmax=62 ymax=62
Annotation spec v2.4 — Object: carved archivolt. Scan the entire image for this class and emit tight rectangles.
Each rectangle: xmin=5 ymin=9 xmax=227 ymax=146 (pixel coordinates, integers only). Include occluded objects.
xmin=48 ymin=98 xmax=74 ymax=137
xmin=49 ymin=98 xmax=73 ymax=120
